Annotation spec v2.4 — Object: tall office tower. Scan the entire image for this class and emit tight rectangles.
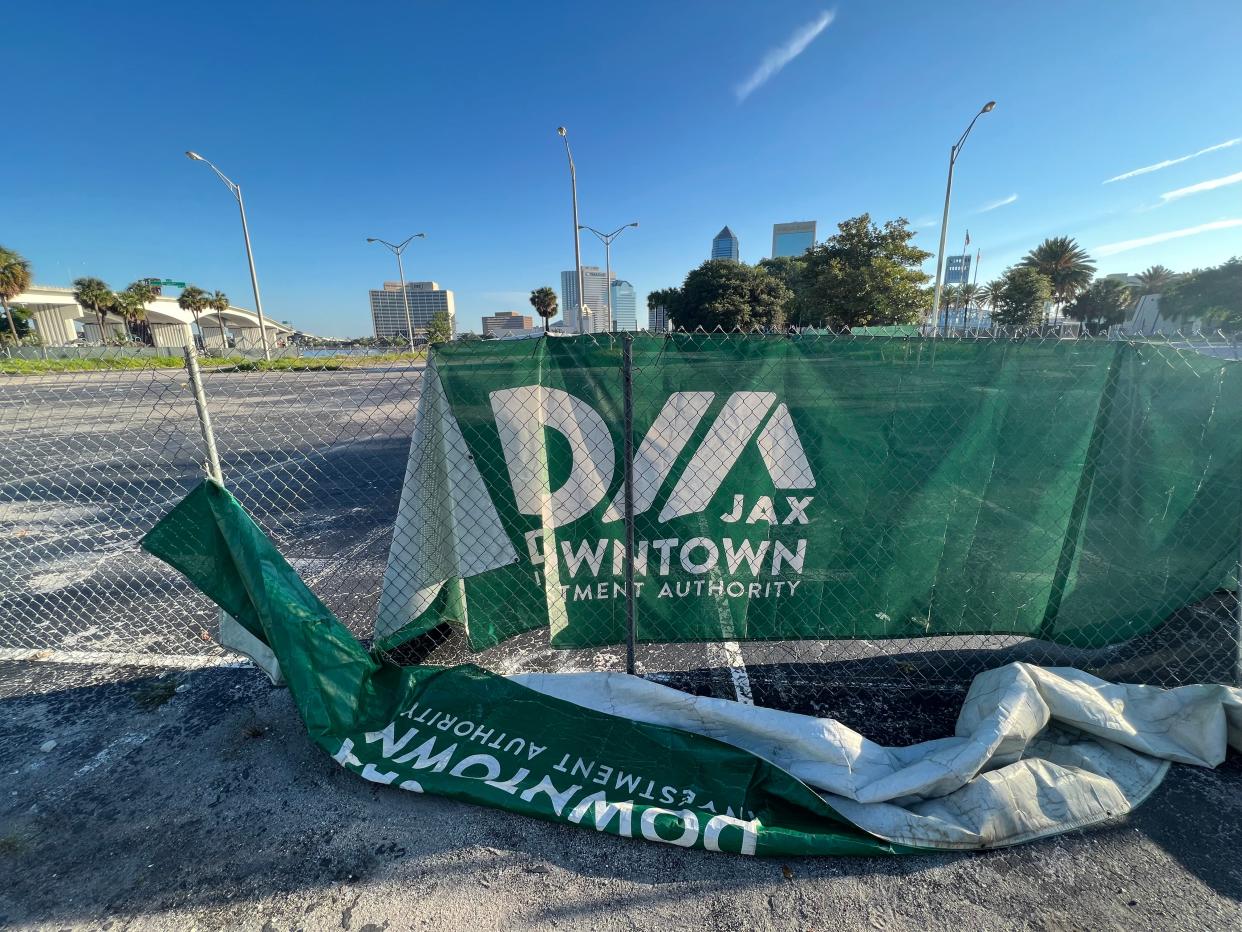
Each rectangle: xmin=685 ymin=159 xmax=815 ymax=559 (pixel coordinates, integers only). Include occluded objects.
xmin=771 ymin=221 xmax=817 ymax=258
xmin=560 ymin=265 xmax=614 ymax=333
xmin=368 ymin=281 xmax=456 ymax=339
xmin=711 ymin=226 xmax=740 ymax=261
xmin=609 ymin=280 xmax=638 ymax=331
xmin=647 ymin=303 xmax=670 ymax=332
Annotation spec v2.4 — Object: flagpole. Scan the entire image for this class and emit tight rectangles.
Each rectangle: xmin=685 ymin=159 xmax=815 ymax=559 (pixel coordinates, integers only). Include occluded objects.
xmin=958 ymin=230 xmax=970 ymax=330
xmin=971 ymin=247 xmax=981 ymax=329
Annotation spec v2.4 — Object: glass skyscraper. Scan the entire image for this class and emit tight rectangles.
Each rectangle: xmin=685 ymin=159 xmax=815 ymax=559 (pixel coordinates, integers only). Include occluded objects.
xmin=771 ymin=221 xmax=817 ymax=258
xmin=560 ymin=265 xmax=614 ymax=333
xmin=609 ymin=280 xmax=637 ymax=331
xmin=711 ymin=226 xmax=740 ymax=261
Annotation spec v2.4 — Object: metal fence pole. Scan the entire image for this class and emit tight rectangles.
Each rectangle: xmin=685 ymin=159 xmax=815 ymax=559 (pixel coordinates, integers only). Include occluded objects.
xmin=183 ymin=344 xmax=223 ymax=483
xmin=622 ymin=332 xmax=637 ymax=675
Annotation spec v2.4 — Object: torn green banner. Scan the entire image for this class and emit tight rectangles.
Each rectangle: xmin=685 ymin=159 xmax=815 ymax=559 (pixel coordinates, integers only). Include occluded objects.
xmin=141 ymin=480 xmax=908 ymax=857
xmin=142 ymin=481 xmax=1242 ymax=854
xmin=375 ymin=335 xmax=1242 ymax=652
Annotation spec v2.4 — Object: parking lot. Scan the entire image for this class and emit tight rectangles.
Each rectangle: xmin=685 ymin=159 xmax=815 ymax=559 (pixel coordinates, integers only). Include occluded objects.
xmin=0 ymin=363 xmax=424 ymax=657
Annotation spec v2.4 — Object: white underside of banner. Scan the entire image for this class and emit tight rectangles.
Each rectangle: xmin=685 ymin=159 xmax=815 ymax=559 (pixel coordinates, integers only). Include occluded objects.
xmin=512 ymin=662 xmax=1242 ymax=850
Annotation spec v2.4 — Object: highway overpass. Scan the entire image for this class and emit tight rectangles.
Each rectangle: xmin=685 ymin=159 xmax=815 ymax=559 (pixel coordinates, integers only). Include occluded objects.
xmin=11 ymin=285 xmax=293 ymax=349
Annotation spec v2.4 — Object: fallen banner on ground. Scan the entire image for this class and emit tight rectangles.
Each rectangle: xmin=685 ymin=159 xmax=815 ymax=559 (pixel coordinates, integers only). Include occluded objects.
xmin=142 ymin=480 xmax=1242 ymax=854
xmin=374 ymin=335 xmax=1242 ymax=653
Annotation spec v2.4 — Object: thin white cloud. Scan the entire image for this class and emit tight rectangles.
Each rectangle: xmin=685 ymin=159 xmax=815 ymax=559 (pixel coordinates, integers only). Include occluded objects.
xmin=1103 ymin=137 xmax=1242 ymax=184
xmin=977 ymin=193 xmax=1018 ymax=213
xmin=1093 ymin=219 xmax=1242 ymax=257
xmin=1160 ymin=169 xmax=1242 ymax=202
xmin=735 ymin=10 xmax=835 ymax=102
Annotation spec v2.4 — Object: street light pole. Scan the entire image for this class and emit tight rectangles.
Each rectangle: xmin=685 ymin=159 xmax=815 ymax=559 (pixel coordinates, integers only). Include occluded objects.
xmin=367 ymin=235 xmax=426 ymax=353
xmin=580 ymin=223 xmax=639 ymax=332
xmin=185 ymin=151 xmax=272 ymax=361
xmin=557 ymin=127 xmax=587 ymax=334
xmin=929 ymin=101 xmax=996 ymax=335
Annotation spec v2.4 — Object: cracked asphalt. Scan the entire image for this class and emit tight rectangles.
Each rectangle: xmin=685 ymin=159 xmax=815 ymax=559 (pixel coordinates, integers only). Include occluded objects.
xmin=2 ymin=659 xmax=1240 ymax=931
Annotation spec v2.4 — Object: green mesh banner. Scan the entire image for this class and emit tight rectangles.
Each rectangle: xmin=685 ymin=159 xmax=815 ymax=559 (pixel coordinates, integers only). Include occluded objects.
xmin=376 ymin=335 xmax=1242 ymax=652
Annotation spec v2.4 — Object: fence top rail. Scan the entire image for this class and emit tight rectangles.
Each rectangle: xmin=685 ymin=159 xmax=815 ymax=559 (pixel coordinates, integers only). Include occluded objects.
xmin=427 ymin=325 xmax=1242 ymax=360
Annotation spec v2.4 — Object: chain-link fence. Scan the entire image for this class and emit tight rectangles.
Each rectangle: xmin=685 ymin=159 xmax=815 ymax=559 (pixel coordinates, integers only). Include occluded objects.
xmin=0 ymin=352 xmax=216 ymax=657
xmin=0 ymin=348 xmax=426 ymax=660
xmin=2 ymin=334 xmax=1240 ymax=708
xmin=624 ymin=332 xmax=1242 ymax=703
xmin=376 ymin=330 xmax=1242 ymax=700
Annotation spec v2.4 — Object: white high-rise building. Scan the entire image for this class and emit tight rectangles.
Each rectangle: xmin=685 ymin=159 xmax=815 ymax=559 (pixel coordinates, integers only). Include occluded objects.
xmin=560 ymin=265 xmax=614 ymax=334
xmin=368 ymin=281 xmax=455 ymax=340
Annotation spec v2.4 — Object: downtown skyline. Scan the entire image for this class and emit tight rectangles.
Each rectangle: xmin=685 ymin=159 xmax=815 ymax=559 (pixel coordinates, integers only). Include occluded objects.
xmin=7 ymin=1 xmax=1242 ymax=338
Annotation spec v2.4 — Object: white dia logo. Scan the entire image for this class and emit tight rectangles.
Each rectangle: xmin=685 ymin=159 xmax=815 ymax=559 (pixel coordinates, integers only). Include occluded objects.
xmin=489 ymin=388 xmax=815 ymax=528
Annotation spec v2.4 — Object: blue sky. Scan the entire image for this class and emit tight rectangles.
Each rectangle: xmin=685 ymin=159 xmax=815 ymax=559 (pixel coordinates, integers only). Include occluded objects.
xmin=8 ymin=1 xmax=1242 ymax=337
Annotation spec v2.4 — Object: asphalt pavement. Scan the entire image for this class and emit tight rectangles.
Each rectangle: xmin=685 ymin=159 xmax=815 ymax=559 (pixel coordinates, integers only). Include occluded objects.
xmin=0 ymin=364 xmax=424 ymax=656
xmin=1 ymin=659 xmax=1240 ymax=932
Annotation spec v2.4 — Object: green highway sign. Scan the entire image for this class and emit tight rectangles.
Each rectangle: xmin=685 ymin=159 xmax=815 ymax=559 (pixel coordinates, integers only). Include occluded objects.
xmin=142 ymin=278 xmax=187 ymax=288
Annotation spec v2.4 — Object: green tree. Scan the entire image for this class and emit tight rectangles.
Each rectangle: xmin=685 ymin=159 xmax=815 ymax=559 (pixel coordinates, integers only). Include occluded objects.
xmin=645 ymin=287 xmax=681 ymax=330
xmin=209 ymin=290 xmax=231 ymax=348
xmin=177 ymin=285 xmax=210 ymax=350
xmin=529 ymin=286 xmax=558 ymax=333
xmin=1018 ymin=236 xmax=1096 ymax=320
xmin=756 ymin=255 xmax=810 ymax=325
xmin=1 ymin=304 xmax=32 ymax=342
xmin=116 ymin=280 xmax=157 ymax=343
xmin=427 ymin=310 xmax=453 ymax=345
xmin=73 ymin=277 xmax=115 ymax=344
xmin=110 ymin=290 xmax=142 ymax=343
xmin=955 ymin=283 xmax=982 ymax=328
xmin=1136 ymin=264 xmax=1175 ymax=295
xmin=0 ymin=246 xmax=33 ymax=343
xmin=1160 ymin=257 xmax=1242 ymax=331
xmin=993 ymin=267 xmax=1052 ymax=329
xmin=799 ymin=215 xmax=930 ymax=329
xmin=1065 ymin=278 xmax=1132 ymax=335
xmin=978 ymin=279 xmax=1004 ymax=313
xmin=671 ymin=259 xmax=790 ymax=331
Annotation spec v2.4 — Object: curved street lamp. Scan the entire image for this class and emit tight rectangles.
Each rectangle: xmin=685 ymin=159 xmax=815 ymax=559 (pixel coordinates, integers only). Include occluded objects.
xmin=185 ymin=151 xmax=272 ymax=360
xmin=929 ymin=101 xmax=996 ymax=334
xmin=579 ymin=223 xmax=639 ymax=332
xmin=557 ymin=127 xmax=589 ymax=333
xmin=367 ymin=234 xmax=426 ymax=352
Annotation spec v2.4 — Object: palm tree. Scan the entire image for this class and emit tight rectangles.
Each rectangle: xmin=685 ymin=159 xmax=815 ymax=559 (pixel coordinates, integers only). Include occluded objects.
xmin=73 ymin=277 xmax=115 ymax=344
xmin=118 ymin=280 xmax=156 ymax=344
xmin=177 ymin=285 xmax=210 ymax=350
xmin=1019 ymin=236 xmax=1096 ymax=323
xmin=529 ymin=286 xmax=558 ymax=333
xmin=0 ymin=246 xmax=33 ymax=343
xmin=977 ymin=280 xmax=1004 ymax=325
xmin=209 ymin=290 xmax=231 ymax=348
xmin=110 ymin=290 xmax=140 ymax=343
xmin=958 ymin=283 xmax=980 ymax=327
xmin=1136 ymin=265 xmax=1175 ymax=295
xmin=1066 ymin=279 xmax=1133 ymax=335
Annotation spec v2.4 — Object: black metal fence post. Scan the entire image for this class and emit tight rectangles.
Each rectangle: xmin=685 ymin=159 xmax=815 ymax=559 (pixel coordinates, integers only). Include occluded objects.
xmin=622 ymin=332 xmax=637 ymax=675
